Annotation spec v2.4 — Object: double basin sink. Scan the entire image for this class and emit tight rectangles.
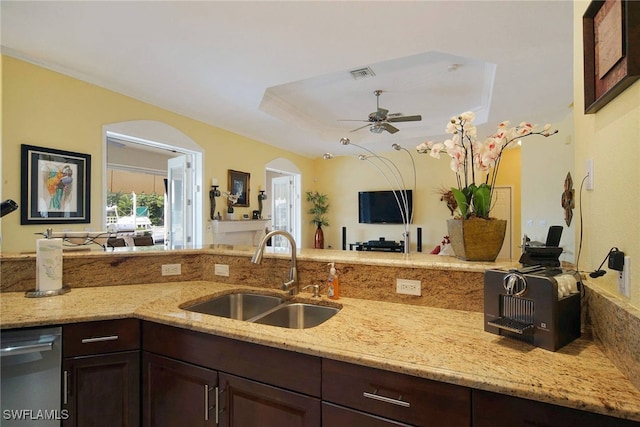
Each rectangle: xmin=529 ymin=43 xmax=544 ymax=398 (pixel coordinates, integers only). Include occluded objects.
xmin=183 ymin=292 xmax=340 ymax=329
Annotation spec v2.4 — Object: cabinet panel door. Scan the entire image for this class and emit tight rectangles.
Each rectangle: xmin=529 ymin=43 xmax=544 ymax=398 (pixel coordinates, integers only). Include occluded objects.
xmin=63 ymin=350 xmax=140 ymax=427
xmin=322 ymin=402 xmax=413 ymax=427
xmin=142 ymin=352 xmax=217 ymax=427
xmin=219 ymin=373 xmax=320 ymax=427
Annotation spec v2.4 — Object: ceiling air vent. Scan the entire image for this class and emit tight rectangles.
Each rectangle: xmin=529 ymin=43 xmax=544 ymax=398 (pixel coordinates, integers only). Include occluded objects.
xmin=349 ymin=67 xmax=376 ymax=80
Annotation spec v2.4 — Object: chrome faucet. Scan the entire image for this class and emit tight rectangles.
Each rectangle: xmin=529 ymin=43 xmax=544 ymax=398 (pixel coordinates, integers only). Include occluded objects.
xmin=251 ymin=230 xmax=299 ymax=295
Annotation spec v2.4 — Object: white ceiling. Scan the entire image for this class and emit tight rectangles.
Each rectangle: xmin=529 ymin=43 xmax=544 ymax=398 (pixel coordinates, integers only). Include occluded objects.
xmin=1 ymin=1 xmax=574 ymax=158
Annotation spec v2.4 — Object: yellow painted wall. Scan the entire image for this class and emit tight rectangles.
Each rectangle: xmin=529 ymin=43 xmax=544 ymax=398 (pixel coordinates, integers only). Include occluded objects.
xmin=574 ymin=1 xmax=640 ymax=309
xmin=495 ymin=147 xmax=521 ymax=258
xmin=0 ymin=55 xmax=315 ymax=253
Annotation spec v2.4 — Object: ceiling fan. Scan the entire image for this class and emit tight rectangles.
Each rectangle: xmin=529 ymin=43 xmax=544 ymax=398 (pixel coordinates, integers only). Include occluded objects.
xmin=340 ymin=90 xmax=422 ymax=134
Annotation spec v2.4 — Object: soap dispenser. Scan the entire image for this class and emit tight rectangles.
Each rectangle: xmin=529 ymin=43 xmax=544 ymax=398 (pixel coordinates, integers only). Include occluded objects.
xmin=327 ymin=262 xmax=340 ymax=300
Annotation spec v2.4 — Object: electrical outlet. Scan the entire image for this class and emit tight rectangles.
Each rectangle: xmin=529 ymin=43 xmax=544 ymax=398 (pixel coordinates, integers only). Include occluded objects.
xmin=161 ymin=264 xmax=181 ymax=276
xmin=396 ymin=278 xmax=421 ymax=296
xmin=585 ymin=159 xmax=594 ymax=190
xmin=618 ymin=256 xmax=631 ymax=298
xmin=214 ymin=263 xmax=230 ymax=277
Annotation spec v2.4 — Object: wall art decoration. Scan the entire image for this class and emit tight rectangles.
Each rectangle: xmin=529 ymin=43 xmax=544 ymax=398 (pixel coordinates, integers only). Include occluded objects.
xmin=228 ymin=169 xmax=250 ymax=207
xmin=583 ymin=0 xmax=640 ymax=113
xmin=21 ymin=144 xmax=91 ymax=224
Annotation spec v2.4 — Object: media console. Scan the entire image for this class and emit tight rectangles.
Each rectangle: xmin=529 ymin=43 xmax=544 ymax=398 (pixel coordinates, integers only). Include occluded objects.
xmin=350 ymin=238 xmax=404 ymax=252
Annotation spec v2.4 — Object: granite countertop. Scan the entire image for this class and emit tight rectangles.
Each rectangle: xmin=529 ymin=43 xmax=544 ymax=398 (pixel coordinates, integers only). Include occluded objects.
xmin=1 ymin=280 xmax=639 ymax=421
xmin=1 ymin=245 xmax=517 ymax=272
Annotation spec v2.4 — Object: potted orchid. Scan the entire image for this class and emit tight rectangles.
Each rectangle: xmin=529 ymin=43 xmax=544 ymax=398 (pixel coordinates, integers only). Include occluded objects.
xmin=417 ymin=111 xmax=557 ymax=219
xmin=416 ymin=111 xmax=557 ymax=260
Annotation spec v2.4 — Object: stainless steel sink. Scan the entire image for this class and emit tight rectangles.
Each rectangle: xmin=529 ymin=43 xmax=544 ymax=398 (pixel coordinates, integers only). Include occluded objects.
xmin=253 ymin=303 xmax=339 ymax=329
xmin=184 ymin=293 xmax=283 ymax=320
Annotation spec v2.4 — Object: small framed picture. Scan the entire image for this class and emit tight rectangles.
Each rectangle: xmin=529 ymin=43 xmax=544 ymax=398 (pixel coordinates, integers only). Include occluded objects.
xmin=21 ymin=144 xmax=91 ymax=224
xmin=228 ymin=169 xmax=250 ymax=207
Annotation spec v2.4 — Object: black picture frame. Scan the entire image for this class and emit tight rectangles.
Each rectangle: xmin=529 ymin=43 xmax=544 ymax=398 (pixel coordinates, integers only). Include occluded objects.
xmin=228 ymin=169 xmax=250 ymax=207
xmin=20 ymin=144 xmax=91 ymax=224
xmin=583 ymin=0 xmax=640 ymax=114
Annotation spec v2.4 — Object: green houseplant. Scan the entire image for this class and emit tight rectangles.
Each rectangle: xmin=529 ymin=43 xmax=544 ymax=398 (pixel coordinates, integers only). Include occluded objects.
xmin=305 ymin=191 xmax=329 ymax=249
xmin=417 ymin=111 xmax=557 ymax=260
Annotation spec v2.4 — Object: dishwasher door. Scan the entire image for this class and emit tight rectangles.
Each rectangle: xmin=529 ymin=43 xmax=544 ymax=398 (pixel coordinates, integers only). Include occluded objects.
xmin=1 ymin=326 xmax=63 ymax=426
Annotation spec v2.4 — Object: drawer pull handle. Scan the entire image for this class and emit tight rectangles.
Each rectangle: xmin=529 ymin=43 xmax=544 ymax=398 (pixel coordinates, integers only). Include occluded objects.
xmin=81 ymin=335 xmax=119 ymax=344
xmin=63 ymin=370 xmax=69 ymax=405
xmin=363 ymin=391 xmax=410 ymax=408
xmin=204 ymin=385 xmax=215 ymax=421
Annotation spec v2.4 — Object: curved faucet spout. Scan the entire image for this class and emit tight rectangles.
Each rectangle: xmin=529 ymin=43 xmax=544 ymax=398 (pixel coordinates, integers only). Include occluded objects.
xmin=251 ymin=230 xmax=299 ymax=295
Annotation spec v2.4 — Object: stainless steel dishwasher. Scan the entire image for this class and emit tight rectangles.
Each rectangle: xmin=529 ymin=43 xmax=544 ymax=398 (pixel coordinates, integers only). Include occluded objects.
xmin=1 ymin=326 xmax=65 ymax=426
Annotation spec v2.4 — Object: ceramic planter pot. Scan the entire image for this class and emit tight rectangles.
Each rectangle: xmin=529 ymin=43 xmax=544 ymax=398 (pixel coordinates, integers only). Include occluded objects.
xmin=447 ymin=218 xmax=507 ymax=261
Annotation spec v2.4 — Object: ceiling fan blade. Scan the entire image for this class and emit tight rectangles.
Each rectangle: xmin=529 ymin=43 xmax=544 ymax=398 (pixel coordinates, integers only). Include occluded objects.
xmin=382 ymin=123 xmax=400 ymax=134
xmin=387 ymin=114 xmax=422 ymax=123
xmin=350 ymin=123 xmax=373 ymax=132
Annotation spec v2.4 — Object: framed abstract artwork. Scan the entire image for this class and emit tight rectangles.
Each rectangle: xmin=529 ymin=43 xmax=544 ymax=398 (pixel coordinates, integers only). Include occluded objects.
xmin=20 ymin=144 xmax=91 ymax=224
xmin=583 ymin=0 xmax=640 ymax=113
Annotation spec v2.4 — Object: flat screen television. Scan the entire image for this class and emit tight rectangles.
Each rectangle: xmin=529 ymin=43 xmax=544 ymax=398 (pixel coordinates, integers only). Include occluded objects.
xmin=358 ymin=190 xmax=413 ymax=224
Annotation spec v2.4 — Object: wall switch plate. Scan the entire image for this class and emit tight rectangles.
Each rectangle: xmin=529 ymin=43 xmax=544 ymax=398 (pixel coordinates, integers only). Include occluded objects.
xmin=618 ymin=256 xmax=630 ymax=298
xmin=396 ymin=278 xmax=421 ymax=296
xmin=161 ymin=264 xmax=181 ymax=276
xmin=585 ymin=159 xmax=594 ymax=190
xmin=214 ymin=263 xmax=230 ymax=277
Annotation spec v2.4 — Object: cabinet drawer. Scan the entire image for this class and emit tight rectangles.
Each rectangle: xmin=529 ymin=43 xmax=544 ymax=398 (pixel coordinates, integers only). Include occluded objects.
xmin=322 ymin=359 xmax=470 ymax=427
xmin=322 ymin=402 xmax=413 ymax=427
xmin=63 ymin=319 xmax=140 ymax=357
xmin=472 ymin=390 xmax=640 ymax=427
xmin=143 ymin=321 xmax=321 ymax=397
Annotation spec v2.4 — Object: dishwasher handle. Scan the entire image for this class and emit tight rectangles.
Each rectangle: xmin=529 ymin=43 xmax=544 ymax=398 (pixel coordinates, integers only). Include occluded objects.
xmin=0 ymin=339 xmax=55 ymax=357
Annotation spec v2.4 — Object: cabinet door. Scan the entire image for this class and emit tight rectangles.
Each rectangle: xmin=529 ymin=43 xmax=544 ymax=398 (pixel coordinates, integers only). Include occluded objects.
xmin=63 ymin=350 xmax=140 ymax=427
xmin=142 ymin=352 xmax=217 ymax=427
xmin=219 ymin=372 xmax=320 ymax=427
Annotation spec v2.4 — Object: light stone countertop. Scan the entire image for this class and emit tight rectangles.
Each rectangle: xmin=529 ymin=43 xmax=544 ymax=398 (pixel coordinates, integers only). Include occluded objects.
xmin=1 ymin=280 xmax=639 ymax=421
xmin=1 ymin=245 xmax=517 ymax=272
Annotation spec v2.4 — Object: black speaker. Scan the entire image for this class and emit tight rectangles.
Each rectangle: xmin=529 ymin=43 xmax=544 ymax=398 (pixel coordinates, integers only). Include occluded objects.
xmin=342 ymin=227 xmax=347 ymax=251
xmin=417 ymin=227 xmax=422 ymax=252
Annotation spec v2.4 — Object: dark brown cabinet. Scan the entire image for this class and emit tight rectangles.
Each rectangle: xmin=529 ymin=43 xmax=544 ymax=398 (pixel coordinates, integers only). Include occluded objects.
xmin=322 ymin=402 xmax=413 ymax=427
xmin=62 ymin=319 xmax=140 ymax=427
xmin=472 ymin=389 xmax=640 ymax=427
xmin=142 ymin=352 xmax=217 ymax=427
xmin=219 ymin=373 xmax=320 ymax=427
xmin=322 ymin=359 xmax=470 ymax=427
xmin=141 ymin=321 xmax=322 ymax=427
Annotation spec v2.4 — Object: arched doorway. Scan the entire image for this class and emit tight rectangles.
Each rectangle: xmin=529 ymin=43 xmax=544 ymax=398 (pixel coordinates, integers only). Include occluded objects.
xmin=102 ymin=120 xmax=204 ymax=247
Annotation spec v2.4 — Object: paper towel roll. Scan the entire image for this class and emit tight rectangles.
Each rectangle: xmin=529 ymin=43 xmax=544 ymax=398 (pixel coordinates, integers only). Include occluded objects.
xmin=36 ymin=238 xmax=63 ymax=291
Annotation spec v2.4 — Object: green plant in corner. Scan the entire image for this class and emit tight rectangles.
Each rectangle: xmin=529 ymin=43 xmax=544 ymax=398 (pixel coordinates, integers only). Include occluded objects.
xmin=305 ymin=191 xmax=329 ymax=227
